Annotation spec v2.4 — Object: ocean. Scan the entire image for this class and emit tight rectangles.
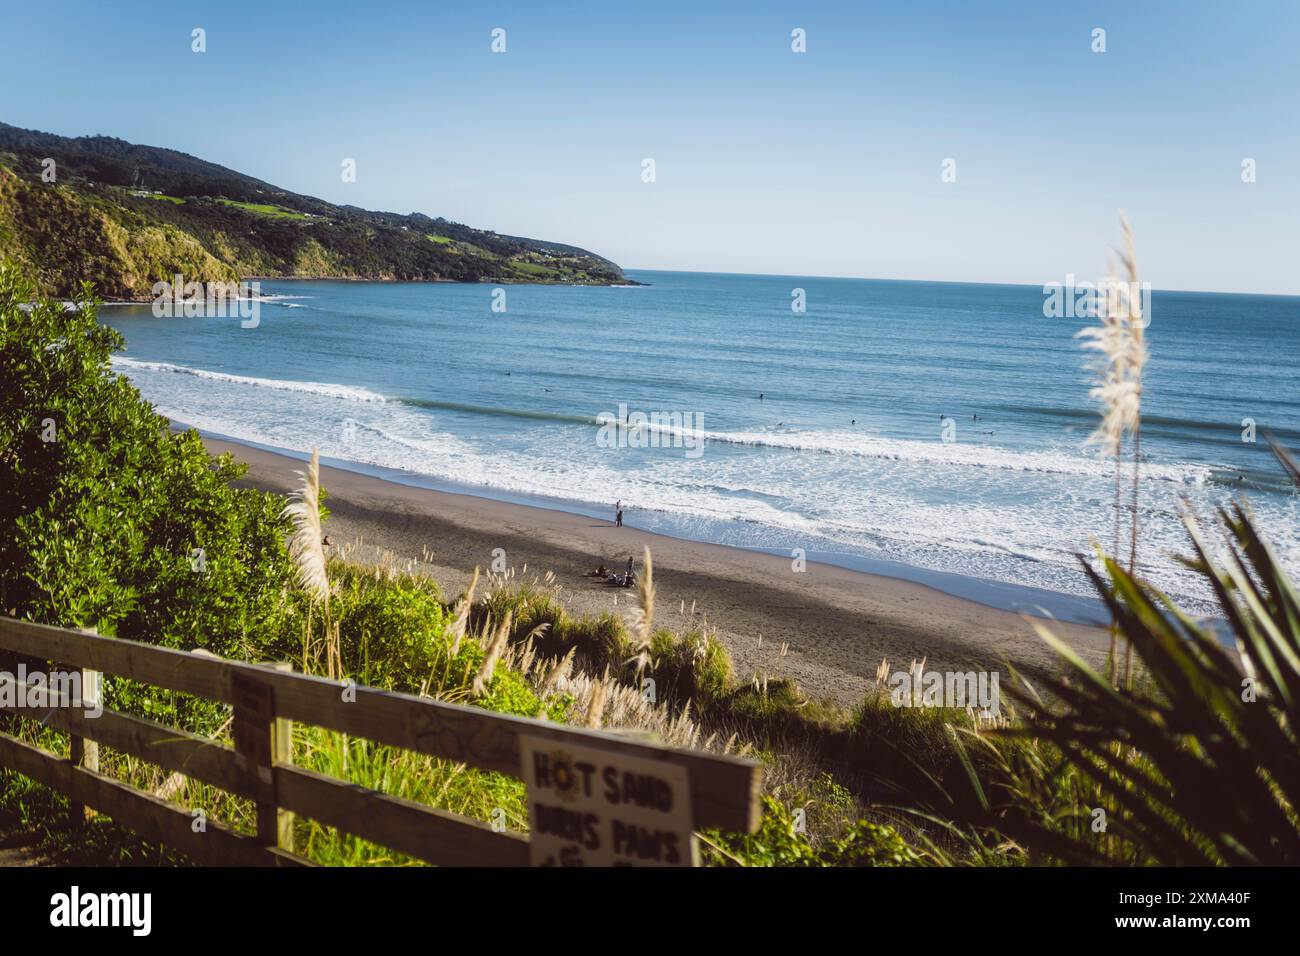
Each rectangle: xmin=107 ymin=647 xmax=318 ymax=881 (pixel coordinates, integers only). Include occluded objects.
xmin=99 ymin=271 xmax=1300 ymax=623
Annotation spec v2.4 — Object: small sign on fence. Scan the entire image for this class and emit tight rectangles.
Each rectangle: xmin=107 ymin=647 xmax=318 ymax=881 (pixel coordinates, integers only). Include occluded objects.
xmin=520 ymin=735 xmax=698 ymax=867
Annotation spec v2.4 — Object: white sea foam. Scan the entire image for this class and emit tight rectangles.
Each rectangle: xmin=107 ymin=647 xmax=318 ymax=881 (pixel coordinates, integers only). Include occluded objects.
xmin=111 ymin=357 xmax=387 ymax=403
xmin=115 ymin=357 xmax=1294 ymax=614
xmin=594 ymin=414 xmax=1207 ymax=484
xmin=116 ymin=360 xmax=1208 ymax=486
xmin=699 ymin=427 xmax=1208 ymax=484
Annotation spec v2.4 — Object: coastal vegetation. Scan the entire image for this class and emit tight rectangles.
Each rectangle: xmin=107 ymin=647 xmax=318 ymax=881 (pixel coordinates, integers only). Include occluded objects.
xmin=0 ymin=123 xmax=630 ymax=301
xmin=1079 ymin=214 xmax=1149 ymax=687
xmin=1 ymin=260 xmax=1297 ymax=866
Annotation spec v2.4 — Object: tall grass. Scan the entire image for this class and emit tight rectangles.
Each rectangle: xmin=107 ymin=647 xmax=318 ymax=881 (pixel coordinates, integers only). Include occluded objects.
xmin=1079 ymin=214 xmax=1149 ymax=687
xmin=626 ymin=546 xmax=655 ymax=680
xmin=283 ymin=449 xmax=338 ymax=676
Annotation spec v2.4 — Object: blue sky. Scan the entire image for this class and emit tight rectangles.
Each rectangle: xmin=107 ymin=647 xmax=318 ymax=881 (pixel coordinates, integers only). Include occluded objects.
xmin=2 ymin=0 xmax=1297 ymax=293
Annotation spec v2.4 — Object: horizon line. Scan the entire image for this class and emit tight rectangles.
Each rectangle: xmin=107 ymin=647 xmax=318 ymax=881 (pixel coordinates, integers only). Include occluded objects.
xmin=621 ymin=267 xmax=1300 ymax=300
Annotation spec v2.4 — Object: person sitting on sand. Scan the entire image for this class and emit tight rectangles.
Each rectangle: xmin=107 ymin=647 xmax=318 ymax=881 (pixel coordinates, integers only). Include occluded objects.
xmin=596 ymin=563 xmax=608 ymax=577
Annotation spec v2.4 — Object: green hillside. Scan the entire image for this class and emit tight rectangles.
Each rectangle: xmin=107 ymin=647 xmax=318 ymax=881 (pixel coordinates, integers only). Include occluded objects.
xmin=0 ymin=122 xmax=632 ymax=300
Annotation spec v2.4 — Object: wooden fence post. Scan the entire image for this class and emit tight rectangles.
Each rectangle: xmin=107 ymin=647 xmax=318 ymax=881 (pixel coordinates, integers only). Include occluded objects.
xmin=232 ymin=661 xmax=294 ymax=853
xmin=271 ymin=662 xmax=295 ymax=851
xmin=69 ymin=627 xmax=101 ymax=825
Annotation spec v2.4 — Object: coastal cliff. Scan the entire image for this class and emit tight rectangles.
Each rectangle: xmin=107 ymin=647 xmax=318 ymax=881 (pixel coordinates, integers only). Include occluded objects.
xmin=0 ymin=122 xmax=631 ymax=300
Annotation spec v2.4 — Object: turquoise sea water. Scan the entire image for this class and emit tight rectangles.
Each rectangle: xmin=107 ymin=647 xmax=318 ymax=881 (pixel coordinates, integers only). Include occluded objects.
xmin=100 ymin=271 xmax=1300 ymax=621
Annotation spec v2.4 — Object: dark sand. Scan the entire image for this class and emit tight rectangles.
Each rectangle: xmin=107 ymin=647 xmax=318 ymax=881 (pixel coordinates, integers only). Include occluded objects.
xmin=208 ymin=437 xmax=1110 ymax=705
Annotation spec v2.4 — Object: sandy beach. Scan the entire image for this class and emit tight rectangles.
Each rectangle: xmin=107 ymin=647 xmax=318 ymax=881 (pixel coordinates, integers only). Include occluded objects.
xmin=204 ymin=436 xmax=1111 ymax=706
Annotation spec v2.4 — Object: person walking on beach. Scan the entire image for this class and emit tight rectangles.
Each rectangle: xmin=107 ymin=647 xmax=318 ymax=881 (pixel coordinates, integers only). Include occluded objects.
xmin=616 ymin=508 xmax=624 ymax=527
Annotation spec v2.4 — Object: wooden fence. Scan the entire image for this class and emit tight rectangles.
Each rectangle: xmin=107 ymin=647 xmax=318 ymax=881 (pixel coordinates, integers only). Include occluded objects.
xmin=0 ymin=617 xmax=762 ymax=866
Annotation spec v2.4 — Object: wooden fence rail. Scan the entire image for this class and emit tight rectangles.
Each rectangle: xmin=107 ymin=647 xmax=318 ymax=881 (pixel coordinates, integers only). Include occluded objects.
xmin=0 ymin=617 xmax=762 ymax=866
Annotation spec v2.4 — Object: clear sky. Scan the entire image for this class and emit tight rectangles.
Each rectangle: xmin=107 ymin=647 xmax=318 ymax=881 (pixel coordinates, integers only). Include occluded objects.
xmin=2 ymin=0 xmax=1297 ymax=294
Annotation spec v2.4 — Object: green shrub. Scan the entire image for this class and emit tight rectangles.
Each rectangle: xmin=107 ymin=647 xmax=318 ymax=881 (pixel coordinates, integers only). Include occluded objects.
xmin=644 ymin=626 xmax=732 ymax=706
xmin=842 ymin=688 xmax=993 ymax=815
xmin=333 ymin=565 xmax=449 ymax=690
xmin=725 ymin=677 xmax=806 ymax=722
xmin=704 ymin=795 xmax=923 ymax=867
xmin=329 ymin=563 xmax=550 ymax=718
xmin=552 ymin=611 xmax=629 ymax=668
xmin=476 ymin=581 xmax=561 ymax=641
xmin=0 ymin=264 xmax=297 ymax=732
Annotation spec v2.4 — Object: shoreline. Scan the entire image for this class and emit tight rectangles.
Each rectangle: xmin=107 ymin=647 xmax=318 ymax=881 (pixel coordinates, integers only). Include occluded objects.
xmin=200 ymin=433 xmax=1112 ymax=706
xmin=189 ymin=428 xmax=1109 ymax=628
xmin=90 ymin=275 xmax=650 ymax=307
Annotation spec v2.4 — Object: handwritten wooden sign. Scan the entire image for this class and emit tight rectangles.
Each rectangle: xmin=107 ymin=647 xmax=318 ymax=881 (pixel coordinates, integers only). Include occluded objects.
xmin=520 ymin=735 xmax=698 ymax=867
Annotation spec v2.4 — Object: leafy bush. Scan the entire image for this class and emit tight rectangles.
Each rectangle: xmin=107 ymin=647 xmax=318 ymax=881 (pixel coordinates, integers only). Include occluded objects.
xmin=704 ymin=795 xmax=922 ymax=867
xmin=645 ymin=625 xmax=732 ymax=706
xmin=553 ymin=612 xmax=629 ymax=668
xmin=0 ymin=264 xmax=297 ymax=730
xmin=333 ymin=564 xmax=449 ymax=690
xmin=476 ymin=581 xmax=630 ymax=670
xmin=328 ymin=562 xmax=547 ymax=718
